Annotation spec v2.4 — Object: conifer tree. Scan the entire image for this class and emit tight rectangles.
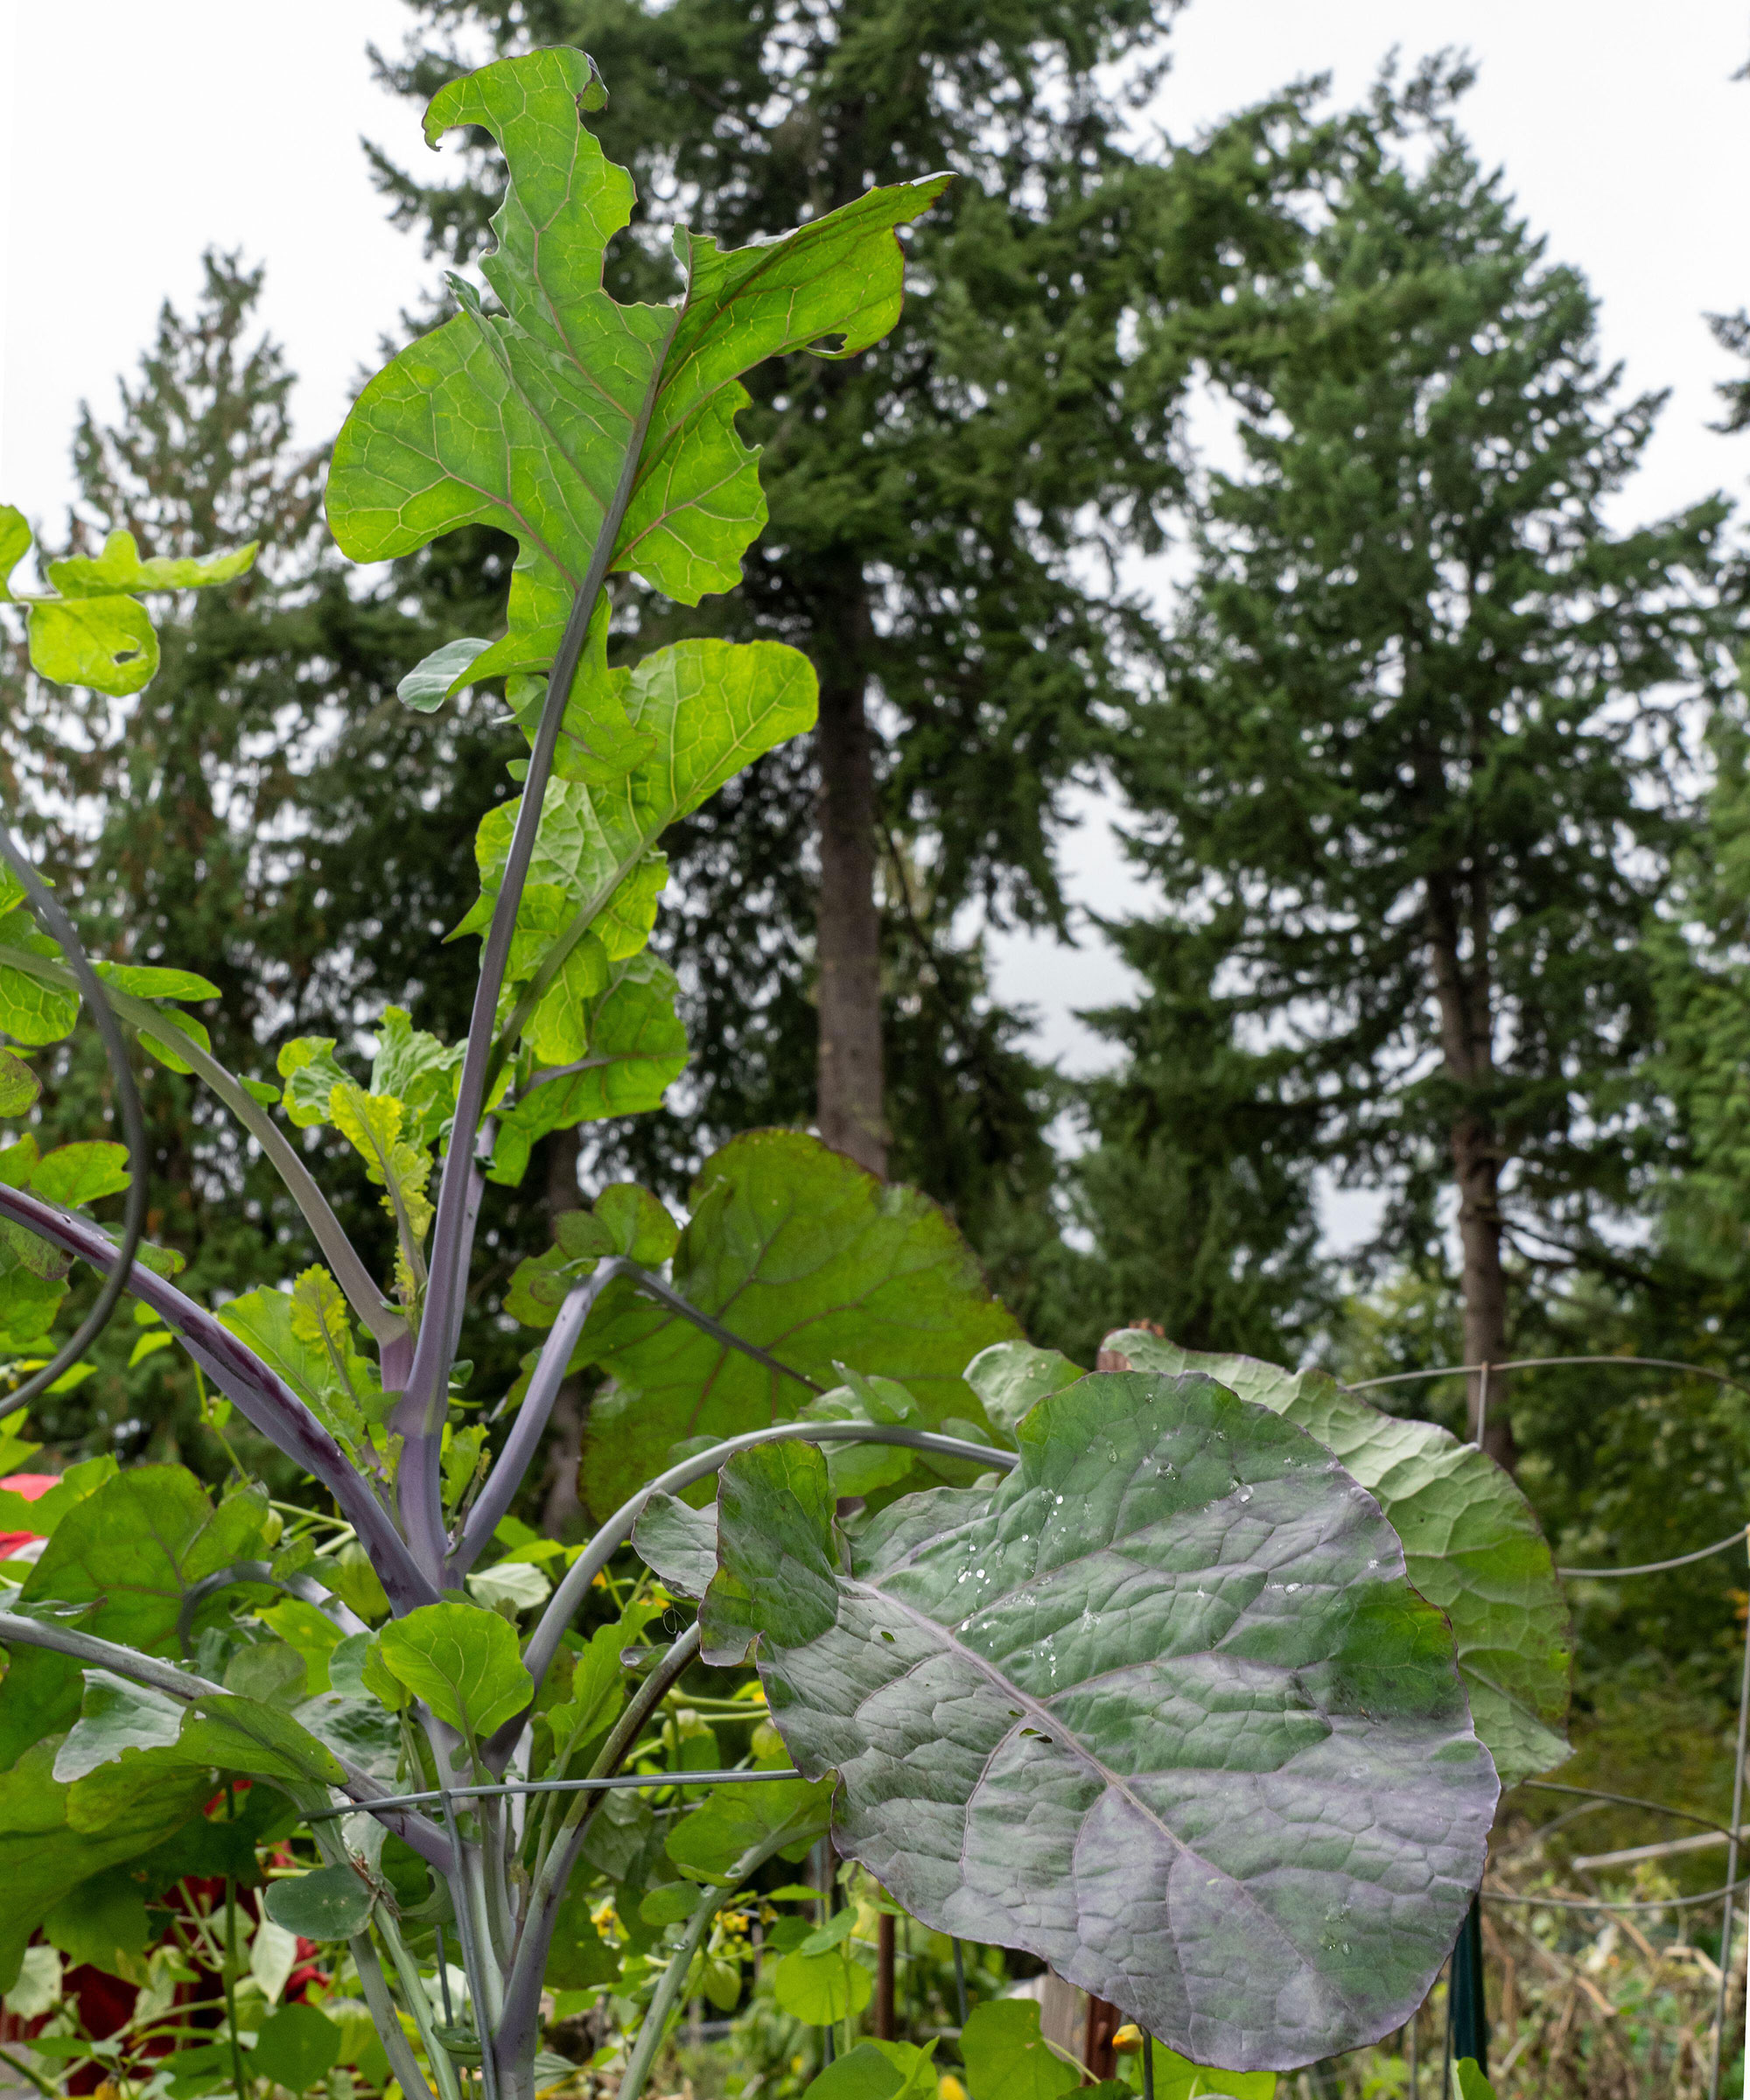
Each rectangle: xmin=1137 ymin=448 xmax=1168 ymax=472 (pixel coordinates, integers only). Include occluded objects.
xmin=368 ymin=0 xmax=1338 ymax=1206
xmin=1110 ymin=68 xmax=1739 ymax=1466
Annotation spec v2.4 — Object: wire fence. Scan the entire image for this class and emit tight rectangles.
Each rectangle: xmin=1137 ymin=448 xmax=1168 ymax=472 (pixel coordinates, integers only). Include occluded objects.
xmin=1347 ymin=1354 xmax=1750 ymax=2100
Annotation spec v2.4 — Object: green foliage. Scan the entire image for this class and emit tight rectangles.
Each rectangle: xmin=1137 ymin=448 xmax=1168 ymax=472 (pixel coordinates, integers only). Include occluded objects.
xmin=0 ymin=508 xmax=255 ymax=698
xmin=0 ymin=38 xmax=1571 ymax=2100
xmin=577 ymin=1129 xmax=1019 ymax=1515
xmin=375 ymin=1599 xmax=534 ymax=1741
xmin=665 ymin=1771 xmax=831 ymax=1881
xmin=376 ymin=0 xmax=1302 ymax=1221
xmin=804 ymin=2039 xmax=937 ymax=2098
xmin=960 ymin=1998 xmax=1078 ymax=2100
xmin=0 ymin=1740 xmax=208 ymax=1989
xmin=729 ymin=1373 xmax=1497 ymax=2068
xmin=250 ymin=2002 xmax=345 ymax=2090
xmin=0 ymin=1466 xmax=267 ymax=1768
xmin=1102 ymin=1332 xmax=1572 ymax=1785
xmin=263 ymin=1864 xmax=375 ymax=1941
xmin=697 ymin=1442 xmax=840 ymax=1665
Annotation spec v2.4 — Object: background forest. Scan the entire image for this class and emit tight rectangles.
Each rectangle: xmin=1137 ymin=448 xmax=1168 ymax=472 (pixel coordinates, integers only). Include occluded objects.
xmin=4 ymin=3 xmax=1750 ymax=2091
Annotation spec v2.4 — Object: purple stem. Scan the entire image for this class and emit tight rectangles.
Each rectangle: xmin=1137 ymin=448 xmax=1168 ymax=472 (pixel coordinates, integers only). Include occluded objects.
xmin=449 ymin=1264 xmax=614 ymax=1578
xmin=397 ymin=335 xmax=676 ymax=1578
xmin=393 ymin=1124 xmax=492 ymax=1585
xmin=0 ymin=1183 xmax=438 ymax=1616
xmin=495 ymin=1621 xmax=702 ymax=2056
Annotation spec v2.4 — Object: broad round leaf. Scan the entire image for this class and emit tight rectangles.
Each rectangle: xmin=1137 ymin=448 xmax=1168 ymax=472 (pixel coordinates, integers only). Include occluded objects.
xmin=579 ymin=1130 xmax=1020 ymax=1516
xmin=774 ymin=1942 xmax=874 ymax=2026
xmin=27 ymin=595 xmax=158 ymax=696
xmin=961 ymin=1999 xmax=1078 ymax=2100
xmin=263 ymin=1865 xmax=374 ymax=1942
xmin=249 ymin=2001 xmax=344 ymax=2090
xmin=1102 ymin=1333 xmax=1572 ymax=1786
xmin=805 ymin=2040 xmax=939 ymax=2100
xmin=0 ymin=1467 xmax=269 ymax=1768
xmin=375 ymin=1599 xmax=534 ymax=1739
xmin=751 ymin=1373 xmax=1498 ymax=2071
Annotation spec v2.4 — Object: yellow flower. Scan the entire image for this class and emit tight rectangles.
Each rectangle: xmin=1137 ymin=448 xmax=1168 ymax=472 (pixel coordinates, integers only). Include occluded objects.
xmin=938 ymin=2077 xmax=968 ymax=2100
xmin=1114 ymin=2024 xmax=1143 ymax=2053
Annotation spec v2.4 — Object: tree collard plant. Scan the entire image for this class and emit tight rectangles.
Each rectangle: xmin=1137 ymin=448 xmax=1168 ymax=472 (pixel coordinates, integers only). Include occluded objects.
xmin=0 ymin=46 xmax=1544 ymax=2098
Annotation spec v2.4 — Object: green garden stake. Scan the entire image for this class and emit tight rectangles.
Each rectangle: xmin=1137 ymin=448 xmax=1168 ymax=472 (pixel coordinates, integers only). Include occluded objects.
xmin=1448 ymin=1894 xmax=1487 ymax=2078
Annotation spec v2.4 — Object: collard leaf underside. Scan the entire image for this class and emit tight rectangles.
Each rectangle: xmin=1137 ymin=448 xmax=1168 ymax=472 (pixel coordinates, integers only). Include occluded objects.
xmin=1101 ymin=1333 xmax=1572 ymax=1788
xmin=742 ymin=1374 xmax=1498 ymax=2071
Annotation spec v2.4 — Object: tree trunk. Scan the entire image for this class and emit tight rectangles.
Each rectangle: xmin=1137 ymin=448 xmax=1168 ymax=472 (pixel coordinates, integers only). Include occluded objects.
xmin=540 ymin=1126 xmax=587 ymax=1536
xmin=816 ymin=590 xmax=892 ymax=2038
xmin=814 ymin=579 xmax=886 ymax=1177
xmin=1452 ymin=1108 xmax=1514 ymax=1469
xmin=1427 ymin=874 xmax=1516 ymax=1472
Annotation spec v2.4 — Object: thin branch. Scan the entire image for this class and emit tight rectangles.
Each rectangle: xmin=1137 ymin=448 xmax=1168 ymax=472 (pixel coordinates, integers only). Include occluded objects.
xmin=496 ymin=1622 xmax=703 ymax=2053
xmin=449 ymin=1266 xmax=614 ymax=1577
xmin=0 ymin=1183 xmax=437 ymax=1614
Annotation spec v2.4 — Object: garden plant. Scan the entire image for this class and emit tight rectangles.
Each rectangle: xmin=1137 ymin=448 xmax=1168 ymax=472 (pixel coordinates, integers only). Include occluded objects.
xmin=0 ymin=48 xmax=1573 ymax=2100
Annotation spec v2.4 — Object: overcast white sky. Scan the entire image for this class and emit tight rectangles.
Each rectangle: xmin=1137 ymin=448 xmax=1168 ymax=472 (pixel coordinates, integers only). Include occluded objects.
xmin=2 ymin=0 xmax=1747 ymax=1214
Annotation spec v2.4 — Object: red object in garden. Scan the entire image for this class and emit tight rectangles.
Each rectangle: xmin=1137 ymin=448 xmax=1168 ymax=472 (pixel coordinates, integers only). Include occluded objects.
xmin=0 ymin=1472 xmax=56 ymax=1559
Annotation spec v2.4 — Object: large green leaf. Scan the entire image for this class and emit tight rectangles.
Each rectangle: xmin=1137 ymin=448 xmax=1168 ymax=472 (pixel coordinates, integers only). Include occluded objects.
xmin=578 ymin=1130 xmax=1020 ymax=1516
xmin=1100 ymin=1333 xmax=1572 ymax=1787
xmin=325 ymin=46 xmax=935 ymax=1173
xmin=0 ymin=1467 xmax=269 ymax=1768
xmin=0 ymin=1740 xmax=208 ymax=1991
xmin=474 ymin=637 xmax=817 ymax=1173
xmin=665 ymin=1769 xmax=832 ymax=1882
xmin=326 ymin=46 xmax=944 ymax=662
xmin=738 ymin=1375 xmax=1498 ymax=2071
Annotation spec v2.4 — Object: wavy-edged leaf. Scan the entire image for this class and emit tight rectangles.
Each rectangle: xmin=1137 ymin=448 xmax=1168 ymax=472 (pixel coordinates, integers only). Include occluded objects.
xmin=742 ymin=1373 xmax=1498 ymax=2071
xmin=327 ymin=46 xmax=943 ymax=669
xmin=699 ymin=1442 xmax=841 ymax=1666
xmin=1101 ymin=1332 xmax=1572 ymax=1787
xmin=578 ymin=1130 xmax=1019 ymax=1516
xmin=489 ymin=952 xmax=690 ymax=1185
xmin=218 ymin=1284 xmax=383 ymax=1448
xmin=965 ymin=1339 xmax=1082 ymax=1446
xmin=27 ymin=596 xmax=158 ymax=695
xmin=398 ymin=636 xmax=493 ymax=711
xmin=0 ymin=508 xmax=30 ymax=598
xmin=665 ymin=1769 xmax=832 ymax=1882
xmin=28 ymin=1143 xmax=130 ymax=1209
xmin=91 ymin=962 xmax=220 ymax=1001
xmin=0 ymin=1049 xmax=40 ymax=1116
xmin=45 ymin=530 xmax=256 ymax=597
xmin=631 ymin=1494 xmax=718 ymax=1600
xmin=961 ymin=2000 xmax=1077 ymax=2100
xmin=264 ymin=1865 xmax=374 ymax=1942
